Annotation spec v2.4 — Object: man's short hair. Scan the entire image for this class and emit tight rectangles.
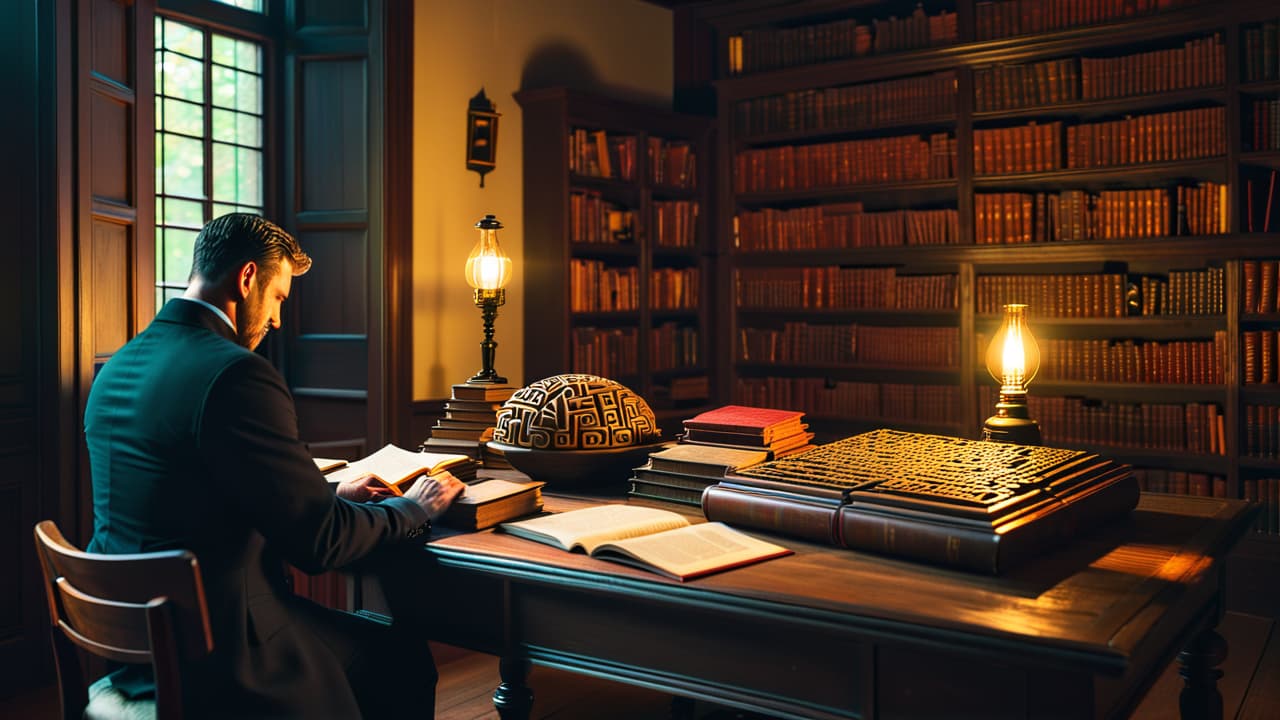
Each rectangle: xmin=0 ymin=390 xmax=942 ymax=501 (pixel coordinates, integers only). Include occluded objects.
xmin=189 ymin=213 xmax=312 ymax=285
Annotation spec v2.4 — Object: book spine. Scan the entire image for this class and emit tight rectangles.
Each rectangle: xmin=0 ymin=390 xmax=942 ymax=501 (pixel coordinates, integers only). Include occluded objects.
xmin=701 ymin=484 xmax=841 ymax=544
xmin=839 ymin=506 xmax=1003 ymax=574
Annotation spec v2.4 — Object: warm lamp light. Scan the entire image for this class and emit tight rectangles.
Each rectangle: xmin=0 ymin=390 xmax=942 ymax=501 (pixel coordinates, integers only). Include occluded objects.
xmin=982 ymin=303 xmax=1042 ymax=445
xmin=465 ymin=214 xmax=511 ymax=384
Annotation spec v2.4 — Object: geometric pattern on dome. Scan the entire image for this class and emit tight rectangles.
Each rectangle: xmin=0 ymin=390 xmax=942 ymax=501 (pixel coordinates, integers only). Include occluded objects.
xmin=493 ymin=373 xmax=660 ymax=450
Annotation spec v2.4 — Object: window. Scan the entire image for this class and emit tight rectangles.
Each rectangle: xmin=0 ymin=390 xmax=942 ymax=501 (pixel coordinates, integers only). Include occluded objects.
xmin=212 ymin=0 xmax=265 ymax=12
xmin=154 ymin=16 xmax=265 ymax=310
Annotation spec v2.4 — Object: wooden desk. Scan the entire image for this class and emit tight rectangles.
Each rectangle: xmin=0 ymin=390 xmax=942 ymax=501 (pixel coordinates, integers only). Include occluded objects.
xmin=421 ymin=492 xmax=1255 ymax=720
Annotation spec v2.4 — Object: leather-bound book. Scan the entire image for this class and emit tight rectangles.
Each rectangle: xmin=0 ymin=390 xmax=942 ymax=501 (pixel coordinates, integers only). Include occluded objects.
xmin=683 ymin=405 xmax=806 ymax=444
xmin=700 ymin=482 xmax=844 ymax=545
xmin=704 ymin=429 xmax=1139 ymax=575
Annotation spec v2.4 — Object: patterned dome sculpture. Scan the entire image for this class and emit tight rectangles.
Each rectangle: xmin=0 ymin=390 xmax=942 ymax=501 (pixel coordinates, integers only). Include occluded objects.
xmin=493 ymin=374 xmax=661 ymax=450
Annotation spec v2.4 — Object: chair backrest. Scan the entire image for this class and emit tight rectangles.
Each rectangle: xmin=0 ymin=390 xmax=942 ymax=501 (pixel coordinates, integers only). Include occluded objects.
xmin=33 ymin=520 xmax=214 ymax=720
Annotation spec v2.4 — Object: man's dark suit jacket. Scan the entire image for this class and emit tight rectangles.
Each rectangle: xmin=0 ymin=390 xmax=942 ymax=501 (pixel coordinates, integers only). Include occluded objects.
xmin=84 ymin=298 xmax=429 ymax=717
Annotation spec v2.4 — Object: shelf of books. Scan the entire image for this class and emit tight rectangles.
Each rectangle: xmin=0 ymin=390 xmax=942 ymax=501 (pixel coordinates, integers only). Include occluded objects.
xmin=690 ymin=0 xmax=1280 ymax=578
xmin=516 ymin=88 xmax=715 ymax=436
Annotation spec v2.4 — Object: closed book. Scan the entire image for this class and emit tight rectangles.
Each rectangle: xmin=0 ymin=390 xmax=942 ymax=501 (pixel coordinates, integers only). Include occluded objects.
xmin=706 ymin=430 xmax=1139 ymax=575
xmin=430 ymin=427 xmax=488 ymax=441
xmin=681 ymin=429 xmax=815 ymax=455
xmin=841 ymin=465 xmax=1135 ymax=574
xmin=451 ymin=383 xmax=516 ymax=402
xmin=433 ymin=419 xmax=493 ymax=431
xmin=628 ymin=480 xmax=704 ymax=507
xmin=421 ymin=437 xmax=482 ymax=458
xmin=444 ymin=409 xmax=500 ymax=424
xmin=683 ymin=405 xmax=806 ymax=443
xmin=647 ymin=443 xmax=768 ymax=479
xmin=439 ymin=479 xmax=545 ymax=530
xmin=631 ymin=467 xmax=720 ymax=491
xmin=445 ymin=400 xmax=505 ymax=413
xmin=701 ymin=483 xmax=842 ymax=545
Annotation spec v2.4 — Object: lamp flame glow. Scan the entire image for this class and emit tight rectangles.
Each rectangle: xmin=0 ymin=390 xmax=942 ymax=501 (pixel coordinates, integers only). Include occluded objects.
xmin=986 ymin=303 xmax=1039 ymax=396
xmin=464 ymin=222 xmax=512 ymax=291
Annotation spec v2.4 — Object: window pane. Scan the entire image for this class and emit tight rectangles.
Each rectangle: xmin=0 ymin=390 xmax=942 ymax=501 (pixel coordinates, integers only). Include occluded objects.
xmin=212 ymin=109 xmax=261 ymax=147
xmin=162 ymin=197 xmax=205 ymax=228
xmin=213 ymin=143 xmax=262 ymax=206
xmin=237 ymin=147 xmax=263 ymax=205
xmin=235 ymin=71 xmax=261 ymax=113
xmin=236 ymin=39 xmax=261 ymax=73
xmin=212 ymin=66 xmax=261 ymax=113
xmin=211 ymin=35 xmax=236 ymax=67
xmin=238 ymin=111 xmax=262 ymax=147
xmin=214 ymin=35 xmax=262 ymax=74
xmin=160 ymin=18 xmax=203 ymax=58
xmin=212 ymin=202 xmax=237 ymax=218
xmin=161 ymin=134 xmax=205 ymax=198
xmin=162 ymin=52 xmax=204 ymax=102
xmin=163 ymin=98 xmax=203 ymax=136
xmin=212 ymin=0 xmax=264 ymax=14
xmin=159 ymin=227 xmax=196 ymax=283
xmin=212 ymin=203 xmax=265 ymax=218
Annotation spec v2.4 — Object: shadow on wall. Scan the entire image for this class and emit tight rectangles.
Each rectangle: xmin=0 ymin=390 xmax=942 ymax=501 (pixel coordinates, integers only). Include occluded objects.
xmin=520 ymin=41 xmax=668 ymax=106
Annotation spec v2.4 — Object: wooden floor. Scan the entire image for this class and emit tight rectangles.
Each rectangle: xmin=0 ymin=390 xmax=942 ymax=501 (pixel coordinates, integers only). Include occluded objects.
xmin=4 ymin=612 xmax=1276 ymax=719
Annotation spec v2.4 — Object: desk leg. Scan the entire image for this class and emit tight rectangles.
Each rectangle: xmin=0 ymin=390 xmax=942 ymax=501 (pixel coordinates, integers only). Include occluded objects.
xmin=1177 ymin=628 xmax=1226 ymax=720
xmin=493 ymin=655 xmax=533 ymax=720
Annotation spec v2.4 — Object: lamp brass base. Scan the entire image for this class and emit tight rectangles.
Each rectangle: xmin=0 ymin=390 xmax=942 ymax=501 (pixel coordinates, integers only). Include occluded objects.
xmin=469 ymin=288 xmax=507 ymax=385
xmin=982 ymin=400 xmax=1042 ymax=445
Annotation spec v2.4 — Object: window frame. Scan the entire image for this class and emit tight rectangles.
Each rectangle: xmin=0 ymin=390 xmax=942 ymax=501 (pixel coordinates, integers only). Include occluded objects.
xmin=154 ymin=0 xmax=279 ymax=309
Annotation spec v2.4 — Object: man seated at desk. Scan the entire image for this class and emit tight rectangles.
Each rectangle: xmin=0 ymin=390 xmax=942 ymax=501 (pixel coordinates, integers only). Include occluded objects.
xmin=84 ymin=213 xmax=466 ymax=717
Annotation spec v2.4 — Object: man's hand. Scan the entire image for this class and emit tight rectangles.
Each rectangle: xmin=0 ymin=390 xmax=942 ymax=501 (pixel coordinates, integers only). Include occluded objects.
xmin=402 ymin=471 xmax=466 ymax=521
xmin=335 ymin=473 xmax=396 ymax=503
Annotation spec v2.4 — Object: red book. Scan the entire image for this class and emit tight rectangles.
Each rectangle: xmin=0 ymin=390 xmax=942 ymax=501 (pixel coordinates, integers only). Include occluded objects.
xmin=683 ymin=405 xmax=806 ymax=442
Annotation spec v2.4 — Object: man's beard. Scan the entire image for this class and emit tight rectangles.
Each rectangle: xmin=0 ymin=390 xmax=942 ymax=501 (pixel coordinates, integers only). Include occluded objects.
xmin=236 ymin=285 xmax=269 ymax=350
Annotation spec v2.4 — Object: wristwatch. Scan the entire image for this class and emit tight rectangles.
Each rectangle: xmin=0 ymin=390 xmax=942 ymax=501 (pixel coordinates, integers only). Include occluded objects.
xmin=406 ymin=519 xmax=431 ymax=539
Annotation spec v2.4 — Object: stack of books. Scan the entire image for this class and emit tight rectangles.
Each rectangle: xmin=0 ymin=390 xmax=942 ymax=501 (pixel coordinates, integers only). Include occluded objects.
xmin=702 ymin=429 xmax=1139 ymax=574
xmin=421 ymin=383 xmax=516 ymax=468
xmin=680 ymin=405 xmax=815 ymax=459
xmin=628 ymin=444 xmax=769 ymax=506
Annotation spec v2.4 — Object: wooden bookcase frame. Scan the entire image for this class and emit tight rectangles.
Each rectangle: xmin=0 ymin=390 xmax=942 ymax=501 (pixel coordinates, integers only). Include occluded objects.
xmin=515 ymin=87 xmax=717 ymax=435
xmin=679 ymin=0 xmax=1280 ymax=615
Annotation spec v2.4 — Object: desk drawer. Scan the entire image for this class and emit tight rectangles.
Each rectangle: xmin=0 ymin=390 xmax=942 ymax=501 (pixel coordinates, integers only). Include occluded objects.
xmin=515 ymin=584 xmax=872 ymax=719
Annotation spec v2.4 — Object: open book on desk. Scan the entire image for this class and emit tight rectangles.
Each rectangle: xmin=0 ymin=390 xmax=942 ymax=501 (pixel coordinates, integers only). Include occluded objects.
xmin=498 ymin=504 xmax=791 ymax=581
xmin=323 ymin=443 xmax=475 ymax=494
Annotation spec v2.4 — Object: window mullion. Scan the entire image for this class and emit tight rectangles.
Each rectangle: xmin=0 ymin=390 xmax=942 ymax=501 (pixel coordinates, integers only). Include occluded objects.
xmin=203 ymin=28 xmax=214 ymax=225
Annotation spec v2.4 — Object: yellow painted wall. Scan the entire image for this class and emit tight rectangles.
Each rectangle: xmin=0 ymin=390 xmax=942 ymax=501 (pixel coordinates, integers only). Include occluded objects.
xmin=412 ymin=0 xmax=673 ymax=399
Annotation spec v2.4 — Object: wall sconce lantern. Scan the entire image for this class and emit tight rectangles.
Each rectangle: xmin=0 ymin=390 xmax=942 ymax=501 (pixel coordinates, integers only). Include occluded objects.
xmin=464 ymin=214 xmax=512 ymax=385
xmin=466 ymin=88 xmax=500 ymax=187
xmin=982 ymin=303 xmax=1043 ymax=445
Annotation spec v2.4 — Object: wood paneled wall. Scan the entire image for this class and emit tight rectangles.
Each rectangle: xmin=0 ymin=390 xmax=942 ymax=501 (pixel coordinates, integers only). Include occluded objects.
xmin=76 ymin=0 xmax=155 ymax=538
xmin=284 ymin=0 xmax=396 ymax=460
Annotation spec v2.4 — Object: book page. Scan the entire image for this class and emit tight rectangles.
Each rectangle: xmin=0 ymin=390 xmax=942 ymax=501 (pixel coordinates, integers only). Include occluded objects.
xmin=313 ymin=457 xmax=348 ymax=473
xmin=592 ymin=522 xmax=791 ymax=581
xmin=325 ymin=443 xmax=468 ymax=489
xmin=499 ymin=504 xmax=688 ymax=553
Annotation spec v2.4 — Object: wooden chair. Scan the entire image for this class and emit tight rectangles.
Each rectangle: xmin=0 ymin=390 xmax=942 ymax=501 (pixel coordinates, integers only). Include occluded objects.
xmin=33 ymin=520 xmax=214 ymax=720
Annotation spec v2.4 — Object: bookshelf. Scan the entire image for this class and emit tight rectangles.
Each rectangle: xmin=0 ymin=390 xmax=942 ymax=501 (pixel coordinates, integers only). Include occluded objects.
xmin=671 ymin=0 xmax=1280 ymax=612
xmin=515 ymin=88 xmax=715 ymax=434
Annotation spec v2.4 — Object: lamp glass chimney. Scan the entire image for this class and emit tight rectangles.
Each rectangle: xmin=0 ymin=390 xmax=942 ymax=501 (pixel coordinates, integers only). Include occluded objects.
xmin=986 ymin=303 xmax=1040 ymax=395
